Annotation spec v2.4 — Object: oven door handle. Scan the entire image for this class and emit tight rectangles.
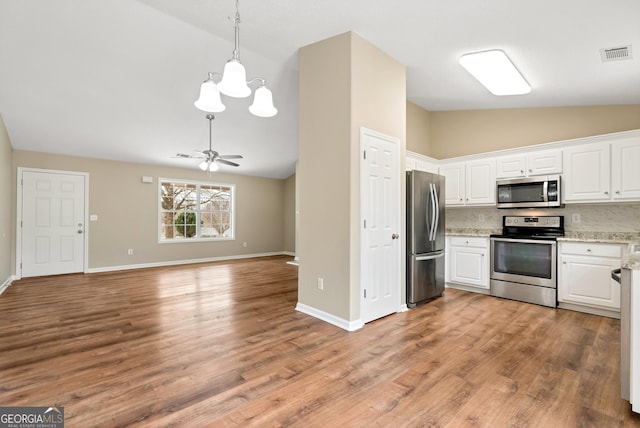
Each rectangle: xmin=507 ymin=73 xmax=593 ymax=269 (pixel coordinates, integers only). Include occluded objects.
xmin=490 ymin=237 xmax=557 ymax=245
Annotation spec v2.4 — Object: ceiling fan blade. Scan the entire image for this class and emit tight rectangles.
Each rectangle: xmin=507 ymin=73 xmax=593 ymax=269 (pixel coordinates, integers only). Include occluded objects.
xmin=218 ymin=155 xmax=243 ymax=159
xmin=216 ymin=159 xmax=240 ymax=167
xmin=174 ymin=153 xmax=203 ymax=159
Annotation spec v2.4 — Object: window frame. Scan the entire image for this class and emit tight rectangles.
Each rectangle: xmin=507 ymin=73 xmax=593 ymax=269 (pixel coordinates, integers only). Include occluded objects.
xmin=158 ymin=177 xmax=236 ymax=244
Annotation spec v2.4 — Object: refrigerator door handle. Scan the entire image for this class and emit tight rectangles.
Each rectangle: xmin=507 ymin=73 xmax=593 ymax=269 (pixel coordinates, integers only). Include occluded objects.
xmin=416 ymin=252 xmax=445 ymax=261
xmin=425 ymin=187 xmax=431 ymax=241
xmin=428 ymin=183 xmax=437 ymax=241
xmin=433 ymin=183 xmax=440 ymax=239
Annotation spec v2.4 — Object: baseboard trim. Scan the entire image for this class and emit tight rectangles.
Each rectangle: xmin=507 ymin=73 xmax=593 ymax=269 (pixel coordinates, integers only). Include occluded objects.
xmin=0 ymin=275 xmax=15 ymax=295
xmin=295 ymin=302 xmax=364 ymax=331
xmin=557 ymin=302 xmax=620 ymax=319
xmin=86 ymin=251 xmax=292 ymax=274
xmin=445 ymin=282 xmax=491 ymax=295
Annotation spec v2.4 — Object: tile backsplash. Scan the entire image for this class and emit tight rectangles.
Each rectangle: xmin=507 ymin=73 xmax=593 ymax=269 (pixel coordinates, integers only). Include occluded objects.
xmin=446 ymin=203 xmax=640 ymax=233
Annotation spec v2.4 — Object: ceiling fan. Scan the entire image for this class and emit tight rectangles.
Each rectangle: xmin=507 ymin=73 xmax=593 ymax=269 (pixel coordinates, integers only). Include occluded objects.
xmin=174 ymin=114 xmax=243 ymax=172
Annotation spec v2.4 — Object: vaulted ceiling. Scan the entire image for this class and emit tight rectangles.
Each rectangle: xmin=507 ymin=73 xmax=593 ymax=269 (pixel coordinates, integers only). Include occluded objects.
xmin=1 ymin=0 xmax=638 ymax=178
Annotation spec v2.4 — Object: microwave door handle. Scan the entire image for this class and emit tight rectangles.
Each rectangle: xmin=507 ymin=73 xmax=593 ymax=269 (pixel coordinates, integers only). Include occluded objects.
xmin=543 ymin=180 xmax=549 ymax=203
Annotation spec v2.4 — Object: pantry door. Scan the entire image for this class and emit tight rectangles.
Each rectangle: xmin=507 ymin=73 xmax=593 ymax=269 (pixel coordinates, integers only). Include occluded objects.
xmin=360 ymin=127 xmax=401 ymax=324
xmin=19 ymin=169 xmax=87 ymax=277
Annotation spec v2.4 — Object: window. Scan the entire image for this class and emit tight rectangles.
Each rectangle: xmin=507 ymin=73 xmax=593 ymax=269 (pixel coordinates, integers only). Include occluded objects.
xmin=159 ymin=179 xmax=234 ymax=242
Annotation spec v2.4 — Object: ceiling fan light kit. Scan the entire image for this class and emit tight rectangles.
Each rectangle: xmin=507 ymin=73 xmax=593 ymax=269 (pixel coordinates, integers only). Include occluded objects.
xmin=459 ymin=49 xmax=531 ymax=96
xmin=175 ymin=114 xmax=243 ymax=171
xmin=194 ymin=0 xmax=277 ymax=117
xmin=199 ymin=159 xmax=219 ymax=172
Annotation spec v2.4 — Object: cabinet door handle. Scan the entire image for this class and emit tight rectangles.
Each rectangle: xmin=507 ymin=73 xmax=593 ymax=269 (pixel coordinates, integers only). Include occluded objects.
xmin=604 ymin=191 xmax=609 ymax=195
xmin=616 ymin=190 xmax=621 ymax=194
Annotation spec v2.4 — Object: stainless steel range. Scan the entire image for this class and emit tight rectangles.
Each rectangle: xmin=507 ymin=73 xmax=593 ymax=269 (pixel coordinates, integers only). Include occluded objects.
xmin=490 ymin=215 xmax=564 ymax=307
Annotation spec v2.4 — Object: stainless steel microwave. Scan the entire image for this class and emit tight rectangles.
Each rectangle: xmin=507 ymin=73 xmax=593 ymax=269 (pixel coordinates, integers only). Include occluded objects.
xmin=496 ymin=175 xmax=562 ymax=208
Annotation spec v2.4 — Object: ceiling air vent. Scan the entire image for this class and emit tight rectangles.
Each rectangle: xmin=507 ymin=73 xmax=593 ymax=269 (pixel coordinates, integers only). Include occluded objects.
xmin=600 ymin=45 xmax=632 ymax=62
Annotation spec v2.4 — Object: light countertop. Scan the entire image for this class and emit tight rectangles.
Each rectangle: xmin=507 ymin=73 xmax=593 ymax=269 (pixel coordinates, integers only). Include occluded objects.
xmin=446 ymin=229 xmax=640 ymax=245
xmin=559 ymin=231 xmax=640 ymax=244
xmin=445 ymin=228 xmax=500 ymax=237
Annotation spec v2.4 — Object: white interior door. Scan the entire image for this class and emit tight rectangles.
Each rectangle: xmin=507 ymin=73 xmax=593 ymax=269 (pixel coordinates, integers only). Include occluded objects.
xmin=361 ymin=128 xmax=401 ymax=323
xmin=20 ymin=170 xmax=86 ymax=277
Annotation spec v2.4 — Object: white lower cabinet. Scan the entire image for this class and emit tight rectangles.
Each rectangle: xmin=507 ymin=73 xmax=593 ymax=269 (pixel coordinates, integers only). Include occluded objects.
xmin=447 ymin=236 xmax=489 ymax=291
xmin=558 ymin=241 xmax=623 ymax=316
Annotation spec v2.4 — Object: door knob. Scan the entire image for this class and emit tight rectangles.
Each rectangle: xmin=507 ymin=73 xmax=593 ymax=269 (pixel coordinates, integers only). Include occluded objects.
xmin=77 ymin=230 xmax=83 ymax=234
xmin=392 ymin=233 xmax=399 ymax=240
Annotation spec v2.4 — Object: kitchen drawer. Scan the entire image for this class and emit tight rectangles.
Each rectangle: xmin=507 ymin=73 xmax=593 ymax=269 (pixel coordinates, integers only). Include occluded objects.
xmin=560 ymin=242 xmax=622 ymax=258
xmin=450 ymin=236 xmax=488 ymax=248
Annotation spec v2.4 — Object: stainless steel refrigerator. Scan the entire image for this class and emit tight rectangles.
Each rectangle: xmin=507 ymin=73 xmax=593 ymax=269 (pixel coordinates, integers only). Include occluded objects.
xmin=406 ymin=170 xmax=446 ymax=307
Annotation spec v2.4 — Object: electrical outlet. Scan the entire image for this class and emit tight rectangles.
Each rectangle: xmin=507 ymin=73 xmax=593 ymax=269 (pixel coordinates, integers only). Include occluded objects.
xmin=572 ymin=213 xmax=581 ymax=224
xmin=243 ymin=242 xmax=247 ymax=247
xmin=317 ymin=277 xmax=324 ymax=290
xmin=127 ymin=249 xmax=133 ymax=255
xmin=478 ymin=214 xmax=485 ymax=222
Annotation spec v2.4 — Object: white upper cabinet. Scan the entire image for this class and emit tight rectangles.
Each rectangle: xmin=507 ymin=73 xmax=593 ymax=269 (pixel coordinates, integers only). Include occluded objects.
xmin=496 ymin=149 xmax=562 ymax=179
xmin=528 ymin=149 xmax=563 ymax=176
xmin=406 ymin=151 xmax=439 ymax=174
xmin=408 ymin=130 xmax=640 ymax=207
xmin=496 ymin=155 xmax=526 ymax=178
xmin=611 ymin=138 xmax=640 ymax=200
xmin=440 ymin=162 xmax=465 ymax=206
xmin=563 ymin=136 xmax=640 ymax=203
xmin=440 ymin=159 xmax=495 ymax=206
xmin=466 ymin=159 xmax=496 ymax=205
xmin=563 ymin=142 xmax=611 ymax=202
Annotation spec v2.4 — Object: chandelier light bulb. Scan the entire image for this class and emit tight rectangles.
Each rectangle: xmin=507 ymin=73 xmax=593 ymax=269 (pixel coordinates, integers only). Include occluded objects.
xmin=249 ymin=85 xmax=278 ymax=117
xmin=195 ymin=78 xmax=226 ymax=112
xmin=218 ymin=60 xmax=251 ymax=98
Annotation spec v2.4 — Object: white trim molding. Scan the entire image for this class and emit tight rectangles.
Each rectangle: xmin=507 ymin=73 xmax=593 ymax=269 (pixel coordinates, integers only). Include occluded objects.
xmin=295 ymin=302 xmax=364 ymax=331
xmin=86 ymin=251 xmax=292 ymax=274
xmin=0 ymin=275 xmax=15 ymax=295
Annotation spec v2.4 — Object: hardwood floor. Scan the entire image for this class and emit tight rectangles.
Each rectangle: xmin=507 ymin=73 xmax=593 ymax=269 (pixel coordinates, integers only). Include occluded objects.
xmin=1 ymin=255 xmax=639 ymax=427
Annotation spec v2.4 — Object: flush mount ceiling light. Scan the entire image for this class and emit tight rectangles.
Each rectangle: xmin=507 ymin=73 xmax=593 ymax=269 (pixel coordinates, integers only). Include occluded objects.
xmin=459 ymin=49 xmax=531 ymax=96
xmin=194 ymin=0 xmax=277 ymax=117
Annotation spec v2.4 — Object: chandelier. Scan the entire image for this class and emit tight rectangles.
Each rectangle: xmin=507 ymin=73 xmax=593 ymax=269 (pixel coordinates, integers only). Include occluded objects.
xmin=194 ymin=0 xmax=277 ymax=118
